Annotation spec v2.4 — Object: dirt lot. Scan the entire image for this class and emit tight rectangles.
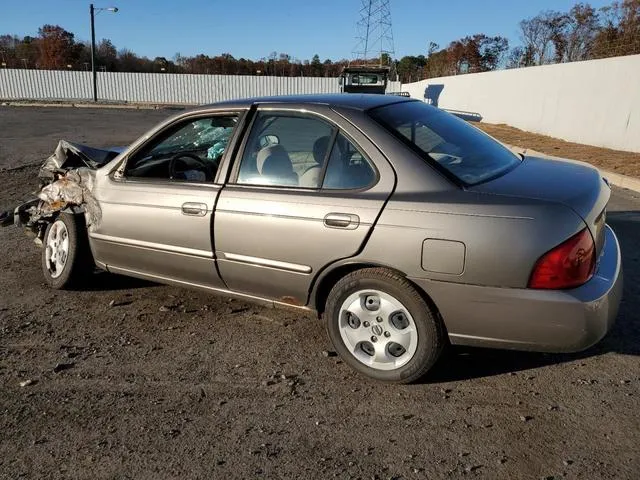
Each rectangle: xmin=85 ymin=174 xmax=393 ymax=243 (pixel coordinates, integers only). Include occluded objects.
xmin=477 ymin=123 xmax=640 ymax=178
xmin=1 ymin=106 xmax=639 ymax=479
xmin=0 ymin=106 xmax=172 ymax=170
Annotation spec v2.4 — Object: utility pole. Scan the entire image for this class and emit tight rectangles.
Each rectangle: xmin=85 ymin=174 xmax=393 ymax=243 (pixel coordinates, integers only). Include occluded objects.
xmin=89 ymin=4 xmax=118 ymax=102
xmin=90 ymin=3 xmax=97 ymax=101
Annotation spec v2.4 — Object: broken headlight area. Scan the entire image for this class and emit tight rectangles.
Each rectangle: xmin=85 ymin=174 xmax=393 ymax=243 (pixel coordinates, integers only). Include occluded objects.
xmin=38 ymin=168 xmax=101 ymax=225
xmin=5 ymin=168 xmax=101 ymax=245
xmin=1 ymin=140 xmax=118 ymax=243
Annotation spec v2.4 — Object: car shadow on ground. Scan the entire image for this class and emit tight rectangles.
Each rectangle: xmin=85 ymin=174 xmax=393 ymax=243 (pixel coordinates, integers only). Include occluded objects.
xmin=80 ymin=271 xmax=158 ymax=291
xmin=75 ymin=212 xmax=640 ymax=382
xmin=425 ymin=211 xmax=640 ymax=383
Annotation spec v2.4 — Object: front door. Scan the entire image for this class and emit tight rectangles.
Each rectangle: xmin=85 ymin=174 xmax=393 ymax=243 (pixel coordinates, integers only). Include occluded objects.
xmin=90 ymin=112 xmax=242 ymax=288
xmin=214 ymin=105 xmax=395 ymax=305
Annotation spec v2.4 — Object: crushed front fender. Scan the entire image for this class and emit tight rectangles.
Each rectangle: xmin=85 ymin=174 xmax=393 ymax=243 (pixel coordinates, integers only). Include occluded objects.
xmin=2 ymin=139 xmax=109 ymax=240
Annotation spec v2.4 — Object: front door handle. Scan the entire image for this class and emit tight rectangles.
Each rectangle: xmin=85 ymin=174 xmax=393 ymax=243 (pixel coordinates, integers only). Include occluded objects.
xmin=181 ymin=202 xmax=208 ymax=216
xmin=324 ymin=213 xmax=360 ymax=229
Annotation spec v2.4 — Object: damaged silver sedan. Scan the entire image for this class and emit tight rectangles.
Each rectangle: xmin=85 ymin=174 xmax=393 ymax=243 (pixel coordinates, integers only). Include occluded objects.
xmin=2 ymin=94 xmax=622 ymax=383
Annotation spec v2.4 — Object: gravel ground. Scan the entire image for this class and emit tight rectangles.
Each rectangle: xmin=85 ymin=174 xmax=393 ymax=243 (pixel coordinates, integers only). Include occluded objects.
xmin=0 ymin=106 xmax=639 ymax=479
xmin=477 ymin=123 xmax=640 ymax=178
xmin=0 ymin=106 xmax=173 ymax=170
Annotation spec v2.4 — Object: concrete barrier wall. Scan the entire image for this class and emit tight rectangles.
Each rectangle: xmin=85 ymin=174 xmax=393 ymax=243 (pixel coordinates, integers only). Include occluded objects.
xmin=403 ymin=55 xmax=640 ymax=153
xmin=0 ymin=69 xmax=402 ymax=104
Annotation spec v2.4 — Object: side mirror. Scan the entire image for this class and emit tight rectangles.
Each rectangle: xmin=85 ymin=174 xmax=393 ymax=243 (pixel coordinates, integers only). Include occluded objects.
xmin=259 ymin=134 xmax=279 ymax=149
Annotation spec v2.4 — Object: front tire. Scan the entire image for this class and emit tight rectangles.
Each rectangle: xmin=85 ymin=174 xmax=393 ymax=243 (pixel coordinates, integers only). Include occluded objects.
xmin=42 ymin=213 xmax=94 ymax=289
xmin=325 ymin=268 xmax=445 ymax=384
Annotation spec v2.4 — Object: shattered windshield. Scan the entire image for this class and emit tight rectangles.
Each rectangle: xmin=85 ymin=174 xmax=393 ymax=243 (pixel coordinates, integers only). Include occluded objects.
xmin=149 ymin=118 xmax=236 ymax=159
xmin=125 ymin=115 xmax=238 ymax=181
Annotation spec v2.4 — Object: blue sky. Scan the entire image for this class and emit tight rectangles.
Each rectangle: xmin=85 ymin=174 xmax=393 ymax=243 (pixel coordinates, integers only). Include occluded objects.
xmin=2 ymin=0 xmax=613 ymax=61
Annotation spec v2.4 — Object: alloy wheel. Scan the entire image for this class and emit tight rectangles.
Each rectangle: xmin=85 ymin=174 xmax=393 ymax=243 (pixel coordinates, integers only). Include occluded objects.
xmin=45 ymin=219 xmax=70 ymax=279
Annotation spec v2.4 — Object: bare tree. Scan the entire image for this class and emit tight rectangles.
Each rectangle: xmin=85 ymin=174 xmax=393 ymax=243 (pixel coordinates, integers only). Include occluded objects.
xmin=505 ymin=46 xmax=525 ymax=68
xmin=592 ymin=0 xmax=640 ymax=57
xmin=519 ymin=11 xmax=567 ymax=65
xmin=520 ymin=15 xmax=550 ymax=64
xmin=564 ymin=3 xmax=600 ymax=61
xmin=547 ymin=13 xmax=570 ymax=63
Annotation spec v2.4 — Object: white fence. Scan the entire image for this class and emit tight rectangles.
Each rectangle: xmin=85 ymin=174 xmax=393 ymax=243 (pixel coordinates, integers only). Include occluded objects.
xmin=0 ymin=69 xmax=402 ymax=104
xmin=404 ymin=54 xmax=640 ymax=153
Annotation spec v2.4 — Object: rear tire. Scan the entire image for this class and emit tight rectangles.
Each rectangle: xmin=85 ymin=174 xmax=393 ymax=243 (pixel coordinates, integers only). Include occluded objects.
xmin=325 ymin=268 xmax=444 ymax=384
xmin=42 ymin=213 xmax=94 ymax=290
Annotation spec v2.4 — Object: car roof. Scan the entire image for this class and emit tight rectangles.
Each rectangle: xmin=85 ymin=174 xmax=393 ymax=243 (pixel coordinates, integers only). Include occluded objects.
xmin=198 ymin=93 xmax=413 ymax=111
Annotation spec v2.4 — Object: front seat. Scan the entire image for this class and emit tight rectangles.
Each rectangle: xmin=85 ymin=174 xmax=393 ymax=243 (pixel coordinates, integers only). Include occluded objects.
xmin=256 ymin=145 xmax=298 ymax=186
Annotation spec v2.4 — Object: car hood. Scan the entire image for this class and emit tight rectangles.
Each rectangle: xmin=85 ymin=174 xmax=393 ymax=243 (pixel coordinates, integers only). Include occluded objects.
xmin=39 ymin=140 xmax=124 ymax=182
xmin=472 ymin=155 xmax=610 ymax=251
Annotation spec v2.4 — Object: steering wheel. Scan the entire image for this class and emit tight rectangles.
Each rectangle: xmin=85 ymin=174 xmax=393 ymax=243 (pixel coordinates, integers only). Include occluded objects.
xmin=168 ymin=153 xmax=211 ymax=180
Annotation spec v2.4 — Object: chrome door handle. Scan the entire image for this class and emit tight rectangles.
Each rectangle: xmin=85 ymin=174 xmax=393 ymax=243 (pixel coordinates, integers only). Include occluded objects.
xmin=181 ymin=202 xmax=208 ymax=216
xmin=324 ymin=213 xmax=360 ymax=229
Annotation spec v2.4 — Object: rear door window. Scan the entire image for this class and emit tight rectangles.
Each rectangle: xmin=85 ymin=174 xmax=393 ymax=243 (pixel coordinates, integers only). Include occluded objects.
xmin=234 ymin=110 xmax=377 ymax=191
xmin=236 ymin=112 xmax=333 ymax=188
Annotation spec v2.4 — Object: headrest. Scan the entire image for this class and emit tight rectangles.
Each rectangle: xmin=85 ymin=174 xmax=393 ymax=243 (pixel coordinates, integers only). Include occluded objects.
xmin=256 ymin=144 xmax=293 ymax=177
xmin=313 ymin=136 xmax=331 ymax=164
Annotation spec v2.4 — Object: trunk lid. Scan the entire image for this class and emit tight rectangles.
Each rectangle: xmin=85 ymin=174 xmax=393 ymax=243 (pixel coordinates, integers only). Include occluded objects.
xmin=472 ymin=155 xmax=610 ymax=254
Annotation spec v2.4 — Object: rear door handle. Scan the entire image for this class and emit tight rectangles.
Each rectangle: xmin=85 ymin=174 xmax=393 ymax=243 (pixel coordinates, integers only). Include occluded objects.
xmin=181 ymin=202 xmax=208 ymax=216
xmin=324 ymin=213 xmax=360 ymax=229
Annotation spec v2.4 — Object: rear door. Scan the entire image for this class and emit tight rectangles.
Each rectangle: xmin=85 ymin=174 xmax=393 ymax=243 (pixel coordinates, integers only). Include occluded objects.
xmin=91 ymin=111 xmax=244 ymax=288
xmin=214 ymin=104 xmax=395 ymax=305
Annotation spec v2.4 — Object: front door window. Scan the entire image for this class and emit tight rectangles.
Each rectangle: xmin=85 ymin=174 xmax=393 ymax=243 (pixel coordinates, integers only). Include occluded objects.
xmin=125 ymin=115 xmax=238 ymax=182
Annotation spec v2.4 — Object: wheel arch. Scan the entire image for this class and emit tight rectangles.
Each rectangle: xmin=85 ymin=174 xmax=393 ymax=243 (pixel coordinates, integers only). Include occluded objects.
xmin=28 ymin=206 xmax=88 ymax=244
xmin=311 ymin=261 xmax=444 ymax=325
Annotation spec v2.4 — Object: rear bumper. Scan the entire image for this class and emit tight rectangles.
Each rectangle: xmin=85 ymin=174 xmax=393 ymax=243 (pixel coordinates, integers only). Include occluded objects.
xmin=410 ymin=225 xmax=622 ymax=353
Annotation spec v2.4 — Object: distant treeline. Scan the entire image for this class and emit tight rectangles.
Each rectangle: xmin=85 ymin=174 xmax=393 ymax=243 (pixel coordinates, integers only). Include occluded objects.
xmin=0 ymin=0 xmax=638 ymax=83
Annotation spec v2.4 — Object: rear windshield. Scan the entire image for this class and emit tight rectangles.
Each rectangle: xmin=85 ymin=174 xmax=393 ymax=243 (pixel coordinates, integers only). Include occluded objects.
xmin=369 ymin=101 xmax=521 ymax=186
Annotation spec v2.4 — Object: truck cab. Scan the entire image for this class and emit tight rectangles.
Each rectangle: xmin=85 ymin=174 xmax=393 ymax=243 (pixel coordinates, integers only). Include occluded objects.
xmin=339 ymin=66 xmax=389 ymax=94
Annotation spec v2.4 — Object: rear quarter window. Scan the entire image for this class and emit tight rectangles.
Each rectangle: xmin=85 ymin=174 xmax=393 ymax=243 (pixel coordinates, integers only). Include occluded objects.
xmin=369 ymin=101 xmax=521 ymax=186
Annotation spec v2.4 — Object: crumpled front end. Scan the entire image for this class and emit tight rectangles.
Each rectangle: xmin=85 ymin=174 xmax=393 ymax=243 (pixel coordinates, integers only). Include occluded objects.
xmin=1 ymin=140 xmax=119 ymax=244
xmin=38 ymin=139 xmax=120 ymax=184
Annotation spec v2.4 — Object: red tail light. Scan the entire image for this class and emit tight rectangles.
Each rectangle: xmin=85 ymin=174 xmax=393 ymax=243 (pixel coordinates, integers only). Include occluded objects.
xmin=529 ymin=228 xmax=596 ymax=289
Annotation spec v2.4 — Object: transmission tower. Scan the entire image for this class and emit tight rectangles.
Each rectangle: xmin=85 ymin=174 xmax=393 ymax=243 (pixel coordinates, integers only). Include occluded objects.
xmin=352 ymin=0 xmax=395 ymax=67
